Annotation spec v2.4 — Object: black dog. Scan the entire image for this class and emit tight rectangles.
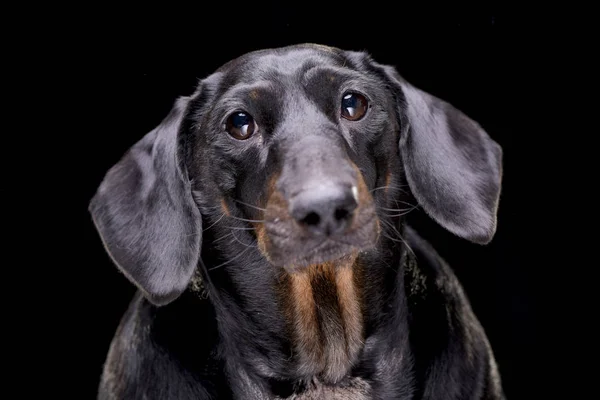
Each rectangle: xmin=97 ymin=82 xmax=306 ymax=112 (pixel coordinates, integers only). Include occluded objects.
xmin=90 ymin=44 xmax=505 ymax=399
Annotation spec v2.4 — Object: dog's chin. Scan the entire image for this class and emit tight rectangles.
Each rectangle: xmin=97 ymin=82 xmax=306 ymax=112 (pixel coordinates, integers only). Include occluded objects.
xmin=268 ymin=239 xmax=374 ymax=272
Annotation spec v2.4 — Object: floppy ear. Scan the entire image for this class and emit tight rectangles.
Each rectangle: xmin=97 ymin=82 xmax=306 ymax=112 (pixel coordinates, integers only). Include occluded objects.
xmin=89 ymin=97 xmax=201 ymax=306
xmin=383 ymin=67 xmax=503 ymax=244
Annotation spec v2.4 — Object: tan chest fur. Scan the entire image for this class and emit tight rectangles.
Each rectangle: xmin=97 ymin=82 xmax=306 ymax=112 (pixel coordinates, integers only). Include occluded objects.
xmin=280 ymin=254 xmax=365 ymax=384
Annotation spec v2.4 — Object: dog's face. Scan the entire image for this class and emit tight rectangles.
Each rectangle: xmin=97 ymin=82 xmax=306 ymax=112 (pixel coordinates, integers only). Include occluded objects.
xmin=187 ymin=46 xmax=400 ymax=269
xmin=90 ymin=44 xmax=502 ymax=305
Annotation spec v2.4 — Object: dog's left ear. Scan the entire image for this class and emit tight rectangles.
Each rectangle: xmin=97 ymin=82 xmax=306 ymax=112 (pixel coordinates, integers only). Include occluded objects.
xmin=89 ymin=96 xmax=202 ymax=306
xmin=382 ymin=66 xmax=503 ymax=244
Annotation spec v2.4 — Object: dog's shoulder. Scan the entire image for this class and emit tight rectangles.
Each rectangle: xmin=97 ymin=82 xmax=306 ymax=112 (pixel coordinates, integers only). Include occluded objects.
xmin=402 ymin=225 xmax=505 ymax=399
xmin=403 ymin=224 xmax=489 ymax=346
xmin=403 ymin=225 xmax=466 ymax=306
xmin=98 ymin=293 xmax=222 ymax=400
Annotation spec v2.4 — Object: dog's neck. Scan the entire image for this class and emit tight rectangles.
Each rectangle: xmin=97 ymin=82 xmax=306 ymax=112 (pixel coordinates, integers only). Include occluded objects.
xmin=280 ymin=253 xmax=364 ymax=383
xmin=200 ymin=226 xmax=411 ymax=389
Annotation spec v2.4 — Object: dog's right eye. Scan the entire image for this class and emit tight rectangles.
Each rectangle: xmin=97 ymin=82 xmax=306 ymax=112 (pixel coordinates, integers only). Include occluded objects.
xmin=341 ymin=92 xmax=368 ymax=121
xmin=225 ymin=112 xmax=256 ymax=140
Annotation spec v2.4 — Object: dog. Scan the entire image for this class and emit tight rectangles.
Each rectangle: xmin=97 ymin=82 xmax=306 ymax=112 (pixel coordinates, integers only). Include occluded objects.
xmin=90 ymin=44 xmax=505 ymax=399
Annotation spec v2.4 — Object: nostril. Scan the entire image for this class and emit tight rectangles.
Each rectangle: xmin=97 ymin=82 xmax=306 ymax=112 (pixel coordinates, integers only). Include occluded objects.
xmin=300 ymin=212 xmax=321 ymax=227
xmin=290 ymin=185 xmax=358 ymax=234
xmin=334 ymin=207 xmax=350 ymax=221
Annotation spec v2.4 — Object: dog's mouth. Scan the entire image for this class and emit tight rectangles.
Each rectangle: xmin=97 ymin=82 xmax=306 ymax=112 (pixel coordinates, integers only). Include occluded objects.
xmin=261 ymin=214 xmax=378 ymax=270
xmin=256 ymin=172 xmax=379 ymax=271
xmin=292 ymin=240 xmax=354 ymax=267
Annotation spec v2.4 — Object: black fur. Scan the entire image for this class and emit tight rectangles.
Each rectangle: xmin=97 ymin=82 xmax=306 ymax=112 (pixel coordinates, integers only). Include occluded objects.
xmin=90 ymin=44 xmax=505 ymax=399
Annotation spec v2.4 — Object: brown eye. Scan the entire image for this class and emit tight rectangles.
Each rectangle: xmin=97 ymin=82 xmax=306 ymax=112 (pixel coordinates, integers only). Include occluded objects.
xmin=341 ymin=92 xmax=368 ymax=121
xmin=225 ymin=112 xmax=256 ymax=140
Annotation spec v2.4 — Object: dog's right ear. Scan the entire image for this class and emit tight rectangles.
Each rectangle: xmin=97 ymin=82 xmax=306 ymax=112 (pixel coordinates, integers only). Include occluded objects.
xmin=89 ymin=97 xmax=202 ymax=306
xmin=374 ymin=63 xmax=503 ymax=244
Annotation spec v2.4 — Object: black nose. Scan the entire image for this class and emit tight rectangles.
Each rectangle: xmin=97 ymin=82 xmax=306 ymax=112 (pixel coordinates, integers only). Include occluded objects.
xmin=290 ymin=185 xmax=358 ymax=236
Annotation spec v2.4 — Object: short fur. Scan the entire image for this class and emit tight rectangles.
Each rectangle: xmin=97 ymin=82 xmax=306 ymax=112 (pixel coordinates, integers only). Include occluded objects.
xmin=90 ymin=44 xmax=505 ymax=399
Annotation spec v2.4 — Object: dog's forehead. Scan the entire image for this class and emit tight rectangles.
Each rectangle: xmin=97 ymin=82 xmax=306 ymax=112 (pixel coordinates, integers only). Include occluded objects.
xmin=216 ymin=45 xmax=353 ymax=84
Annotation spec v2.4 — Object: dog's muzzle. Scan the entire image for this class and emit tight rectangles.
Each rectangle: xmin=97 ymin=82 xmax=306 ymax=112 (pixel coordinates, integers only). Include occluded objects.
xmin=289 ymin=182 xmax=359 ymax=237
xmin=258 ymin=135 xmax=379 ymax=270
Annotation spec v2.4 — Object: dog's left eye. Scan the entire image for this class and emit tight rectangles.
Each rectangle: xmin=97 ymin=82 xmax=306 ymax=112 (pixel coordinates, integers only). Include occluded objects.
xmin=341 ymin=92 xmax=368 ymax=121
xmin=225 ymin=112 xmax=256 ymax=140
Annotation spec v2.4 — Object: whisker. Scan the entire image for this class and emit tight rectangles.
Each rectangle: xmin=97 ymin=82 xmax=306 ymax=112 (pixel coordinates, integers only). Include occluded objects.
xmin=395 ymin=200 xmax=418 ymax=207
xmin=208 ymin=246 xmax=253 ymax=271
xmin=229 ymin=231 xmax=255 ymax=249
xmin=369 ymin=186 xmax=389 ymax=193
xmin=384 ymin=210 xmax=416 ymax=217
xmin=223 ymin=226 xmax=258 ymax=231
xmin=379 ymin=206 xmax=418 ymax=212
xmin=379 ymin=218 xmax=402 ymax=237
xmin=213 ymin=232 xmax=234 ymax=244
xmin=379 ymin=257 xmax=399 ymax=273
xmin=182 ymin=231 xmax=202 ymax=237
xmin=378 ymin=218 xmax=415 ymax=256
xmin=233 ymin=198 xmax=267 ymax=212
xmin=380 ymin=231 xmax=406 ymax=244
xmin=380 ymin=203 xmax=419 ymax=218
xmin=227 ymin=215 xmax=266 ymax=223
xmin=369 ymin=184 xmax=409 ymax=194
xmin=381 ymin=232 xmax=416 ymax=257
xmin=380 ymin=219 xmax=402 ymax=239
xmin=203 ymin=213 xmax=226 ymax=232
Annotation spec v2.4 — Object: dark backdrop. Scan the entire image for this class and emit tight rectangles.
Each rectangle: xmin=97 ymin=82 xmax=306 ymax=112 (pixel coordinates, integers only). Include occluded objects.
xmin=55 ymin=4 xmax=569 ymax=399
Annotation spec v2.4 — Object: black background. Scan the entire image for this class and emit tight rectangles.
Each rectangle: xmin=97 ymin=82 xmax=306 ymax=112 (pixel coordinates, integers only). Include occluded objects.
xmin=36 ymin=4 xmax=582 ymax=399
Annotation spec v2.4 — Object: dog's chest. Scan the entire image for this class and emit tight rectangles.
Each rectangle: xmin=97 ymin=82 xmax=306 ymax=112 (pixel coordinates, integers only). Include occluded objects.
xmin=275 ymin=377 xmax=371 ymax=400
xmin=283 ymin=260 xmax=364 ymax=383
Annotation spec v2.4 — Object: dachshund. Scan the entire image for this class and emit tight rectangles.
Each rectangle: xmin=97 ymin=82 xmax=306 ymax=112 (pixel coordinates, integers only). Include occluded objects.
xmin=90 ymin=43 xmax=505 ymax=399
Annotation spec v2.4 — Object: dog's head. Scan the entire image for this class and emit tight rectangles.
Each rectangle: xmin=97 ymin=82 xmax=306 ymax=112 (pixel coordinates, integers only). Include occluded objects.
xmin=90 ymin=44 xmax=502 ymax=306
